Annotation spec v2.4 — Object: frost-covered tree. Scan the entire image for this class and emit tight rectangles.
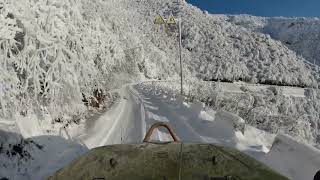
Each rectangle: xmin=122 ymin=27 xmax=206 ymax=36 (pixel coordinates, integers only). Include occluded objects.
xmin=0 ymin=0 xmax=126 ymax=123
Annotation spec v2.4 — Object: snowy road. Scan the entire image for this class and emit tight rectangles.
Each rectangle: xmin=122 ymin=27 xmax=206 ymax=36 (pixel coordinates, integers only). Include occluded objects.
xmin=79 ymin=85 xmax=146 ymax=148
xmin=76 ymin=83 xmax=320 ymax=180
xmin=80 ymin=84 xmax=244 ymax=147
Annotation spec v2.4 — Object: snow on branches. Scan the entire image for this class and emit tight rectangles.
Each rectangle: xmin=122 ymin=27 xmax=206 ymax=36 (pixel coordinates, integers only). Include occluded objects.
xmin=0 ymin=0 xmax=124 ymax=121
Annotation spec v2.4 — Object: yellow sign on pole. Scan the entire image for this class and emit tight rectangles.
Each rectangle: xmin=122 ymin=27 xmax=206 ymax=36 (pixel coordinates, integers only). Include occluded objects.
xmin=154 ymin=15 xmax=165 ymax=25
xmin=166 ymin=16 xmax=176 ymax=24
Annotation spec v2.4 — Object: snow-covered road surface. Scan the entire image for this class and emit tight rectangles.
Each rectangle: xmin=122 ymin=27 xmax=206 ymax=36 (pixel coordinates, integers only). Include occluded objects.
xmin=80 ymin=84 xmax=252 ymax=147
xmin=79 ymin=85 xmax=146 ymax=148
xmin=76 ymin=83 xmax=320 ymax=180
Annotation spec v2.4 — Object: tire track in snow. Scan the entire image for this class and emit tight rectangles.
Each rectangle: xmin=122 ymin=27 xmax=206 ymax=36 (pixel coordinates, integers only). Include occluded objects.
xmin=81 ymin=85 xmax=144 ymax=147
xmin=136 ymin=85 xmax=207 ymax=143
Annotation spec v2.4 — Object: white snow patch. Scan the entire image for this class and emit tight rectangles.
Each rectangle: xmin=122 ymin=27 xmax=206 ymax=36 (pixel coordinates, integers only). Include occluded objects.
xmin=261 ymin=134 xmax=320 ymax=180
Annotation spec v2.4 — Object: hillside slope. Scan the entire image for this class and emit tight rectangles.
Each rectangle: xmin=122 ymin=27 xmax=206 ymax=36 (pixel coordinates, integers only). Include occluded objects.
xmin=118 ymin=0 xmax=317 ymax=87
xmin=228 ymin=15 xmax=320 ymax=66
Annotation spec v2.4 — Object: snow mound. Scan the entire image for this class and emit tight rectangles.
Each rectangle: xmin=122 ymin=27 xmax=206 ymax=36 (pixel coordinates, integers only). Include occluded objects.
xmin=262 ymin=133 xmax=320 ymax=180
xmin=0 ymin=130 xmax=88 ymax=180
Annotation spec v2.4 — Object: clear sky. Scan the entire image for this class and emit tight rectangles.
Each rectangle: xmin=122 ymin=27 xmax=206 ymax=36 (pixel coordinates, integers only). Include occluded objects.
xmin=186 ymin=0 xmax=320 ymax=17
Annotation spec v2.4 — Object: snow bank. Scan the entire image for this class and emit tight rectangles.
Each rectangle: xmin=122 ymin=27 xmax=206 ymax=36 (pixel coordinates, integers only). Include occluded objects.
xmin=16 ymin=114 xmax=42 ymax=138
xmin=0 ymin=130 xmax=88 ymax=180
xmin=262 ymin=133 xmax=320 ymax=180
xmin=143 ymin=80 xmax=319 ymax=146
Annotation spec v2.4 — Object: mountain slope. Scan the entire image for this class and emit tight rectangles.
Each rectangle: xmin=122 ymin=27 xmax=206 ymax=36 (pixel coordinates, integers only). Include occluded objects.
xmin=116 ymin=0 xmax=317 ymax=87
xmin=228 ymin=15 xmax=320 ymax=66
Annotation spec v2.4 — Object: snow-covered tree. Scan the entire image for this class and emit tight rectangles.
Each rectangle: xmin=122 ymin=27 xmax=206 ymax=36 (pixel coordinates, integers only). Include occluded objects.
xmin=0 ymin=0 xmax=127 ymax=122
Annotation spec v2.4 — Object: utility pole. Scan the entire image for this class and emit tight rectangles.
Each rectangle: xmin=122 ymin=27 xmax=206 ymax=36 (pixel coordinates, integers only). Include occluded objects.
xmin=154 ymin=15 xmax=184 ymax=95
xmin=178 ymin=19 xmax=183 ymax=95
xmin=178 ymin=0 xmax=183 ymax=95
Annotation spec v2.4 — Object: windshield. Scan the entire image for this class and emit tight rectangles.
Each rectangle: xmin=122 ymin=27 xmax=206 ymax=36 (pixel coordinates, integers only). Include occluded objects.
xmin=0 ymin=0 xmax=319 ymax=180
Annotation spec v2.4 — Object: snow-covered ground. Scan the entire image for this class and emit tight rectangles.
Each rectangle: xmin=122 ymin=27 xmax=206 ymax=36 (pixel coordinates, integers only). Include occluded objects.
xmin=2 ymin=83 xmax=319 ymax=180
xmin=143 ymin=80 xmax=319 ymax=146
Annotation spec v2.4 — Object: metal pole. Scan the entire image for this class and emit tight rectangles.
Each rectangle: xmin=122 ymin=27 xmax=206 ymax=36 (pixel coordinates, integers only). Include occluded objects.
xmin=178 ymin=19 xmax=183 ymax=95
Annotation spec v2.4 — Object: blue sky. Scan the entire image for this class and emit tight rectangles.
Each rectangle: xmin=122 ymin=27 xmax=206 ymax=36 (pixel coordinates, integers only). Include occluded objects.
xmin=186 ymin=0 xmax=320 ymax=17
